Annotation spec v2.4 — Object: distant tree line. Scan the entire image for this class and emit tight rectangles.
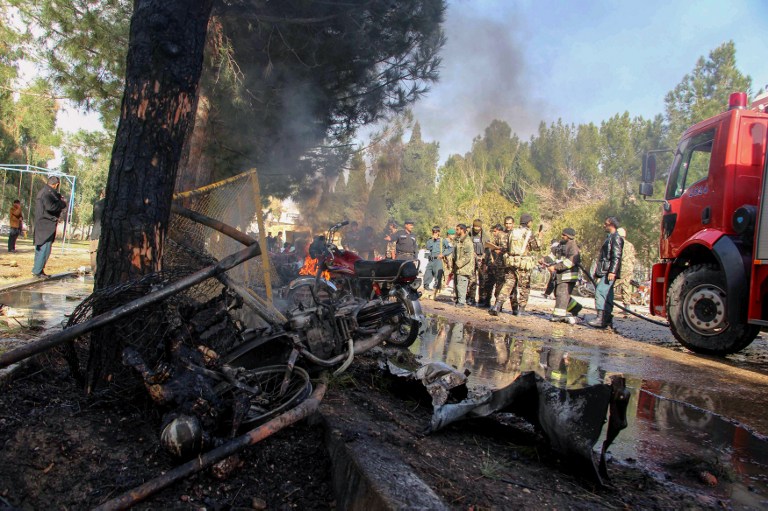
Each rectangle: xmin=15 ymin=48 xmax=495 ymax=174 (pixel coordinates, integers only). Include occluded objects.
xmin=0 ymin=0 xmax=758 ymax=275
xmin=315 ymin=41 xmax=755 ymax=276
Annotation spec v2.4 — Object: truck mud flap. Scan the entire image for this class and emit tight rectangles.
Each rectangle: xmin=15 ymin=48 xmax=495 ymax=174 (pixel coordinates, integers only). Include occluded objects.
xmin=712 ymin=236 xmax=749 ymax=327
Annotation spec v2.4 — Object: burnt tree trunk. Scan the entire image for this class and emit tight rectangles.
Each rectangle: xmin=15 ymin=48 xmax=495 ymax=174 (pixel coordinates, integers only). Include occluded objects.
xmin=96 ymin=0 xmax=213 ymax=288
xmin=176 ymin=92 xmax=214 ymax=194
xmin=89 ymin=0 xmax=213 ymax=391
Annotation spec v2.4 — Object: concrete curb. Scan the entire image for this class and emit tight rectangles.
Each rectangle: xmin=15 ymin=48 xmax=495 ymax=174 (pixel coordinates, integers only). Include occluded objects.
xmin=317 ymin=412 xmax=448 ymax=511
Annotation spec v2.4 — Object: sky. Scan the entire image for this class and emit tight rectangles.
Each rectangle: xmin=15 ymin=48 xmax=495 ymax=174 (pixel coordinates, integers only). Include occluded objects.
xmin=410 ymin=0 xmax=768 ymax=161
xmin=55 ymin=0 xmax=768 ymax=164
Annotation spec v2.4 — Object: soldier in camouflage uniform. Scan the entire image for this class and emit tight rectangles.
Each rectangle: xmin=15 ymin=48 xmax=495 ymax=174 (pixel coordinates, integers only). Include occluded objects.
xmin=466 ymin=219 xmax=490 ymax=306
xmin=489 ymin=214 xmax=541 ymax=316
xmin=486 ymin=217 xmax=514 ymax=308
xmin=451 ymin=223 xmax=475 ymax=307
xmin=384 ymin=221 xmax=398 ymax=259
xmin=480 ymin=223 xmax=505 ymax=304
xmin=614 ymin=227 xmax=636 ymax=309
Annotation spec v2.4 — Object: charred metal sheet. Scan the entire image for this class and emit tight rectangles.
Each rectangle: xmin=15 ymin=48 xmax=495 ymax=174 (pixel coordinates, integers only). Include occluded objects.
xmin=427 ymin=370 xmax=628 ymax=485
xmin=381 ymin=360 xmax=469 ymax=407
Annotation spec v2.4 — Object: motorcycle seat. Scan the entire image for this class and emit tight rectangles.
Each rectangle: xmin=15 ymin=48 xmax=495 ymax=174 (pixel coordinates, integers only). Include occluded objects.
xmin=354 ymin=259 xmax=418 ymax=280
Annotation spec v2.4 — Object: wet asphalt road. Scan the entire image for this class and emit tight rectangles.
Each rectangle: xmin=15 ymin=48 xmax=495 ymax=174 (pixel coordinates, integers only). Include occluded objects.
xmin=416 ymin=292 xmax=768 ymax=508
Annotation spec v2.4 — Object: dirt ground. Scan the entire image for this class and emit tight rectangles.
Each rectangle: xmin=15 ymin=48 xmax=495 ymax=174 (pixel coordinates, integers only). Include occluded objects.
xmin=0 ymin=237 xmax=91 ymax=284
xmin=0 ymin=347 xmax=734 ymax=511
xmin=0 ymin=276 xmax=765 ymax=509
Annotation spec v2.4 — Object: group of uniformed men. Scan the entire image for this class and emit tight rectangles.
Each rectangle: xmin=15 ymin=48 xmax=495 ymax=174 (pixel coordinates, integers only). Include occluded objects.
xmin=389 ymin=214 xmax=635 ymax=326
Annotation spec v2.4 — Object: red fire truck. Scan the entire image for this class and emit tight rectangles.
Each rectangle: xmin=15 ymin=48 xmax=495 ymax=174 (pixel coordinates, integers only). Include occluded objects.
xmin=640 ymin=91 xmax=768 ymax=355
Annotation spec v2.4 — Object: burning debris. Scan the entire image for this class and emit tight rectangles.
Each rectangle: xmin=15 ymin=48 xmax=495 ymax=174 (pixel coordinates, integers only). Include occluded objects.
xmin=298 ymin=254 xmax=331 ymax=280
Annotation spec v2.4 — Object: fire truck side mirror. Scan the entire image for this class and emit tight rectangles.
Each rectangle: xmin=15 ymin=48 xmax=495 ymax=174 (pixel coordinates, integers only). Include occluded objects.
xmin=642 ymin=153 xmax=657 ymax=182
xmin=639 ymin=153 xmax=656 ymax=198
xmin=639 ymin=182 xmax=654 ymax=197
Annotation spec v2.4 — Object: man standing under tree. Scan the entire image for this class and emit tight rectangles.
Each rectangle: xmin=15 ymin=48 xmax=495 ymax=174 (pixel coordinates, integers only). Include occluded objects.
xmin=451 ymin=223 xmax=474 ymax=307
xmin=8 ymin=199 xmax=22 ymax=253
xmin=588 ymin=217 xmax=624 ymax=329
xmin=32 ymin=176 xmax=67 ymax=278
xmin=423 ymin=226 xmax=452 ymax=298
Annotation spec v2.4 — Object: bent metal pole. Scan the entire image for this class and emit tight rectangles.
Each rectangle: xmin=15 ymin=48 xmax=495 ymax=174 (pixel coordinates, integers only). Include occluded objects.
xmin=0 ymin=242 xmax=262 ymax=369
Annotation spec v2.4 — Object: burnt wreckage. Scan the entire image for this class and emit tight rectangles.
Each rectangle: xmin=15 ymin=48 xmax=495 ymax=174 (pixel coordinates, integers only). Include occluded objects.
xmin=0 ymin=190 xmax=629 ymax=506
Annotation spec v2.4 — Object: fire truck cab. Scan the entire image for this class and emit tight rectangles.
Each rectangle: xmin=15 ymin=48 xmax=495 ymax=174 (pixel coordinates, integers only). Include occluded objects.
xmin=640 ymin=92 xmax=768 ymax=354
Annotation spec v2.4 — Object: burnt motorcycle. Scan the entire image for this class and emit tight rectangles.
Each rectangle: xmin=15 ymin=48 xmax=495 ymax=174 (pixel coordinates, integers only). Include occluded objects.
xmin=286 ymin=220 xmax=423 ymax=347
xmin=226 ymin=292 xmax=406 ymax=374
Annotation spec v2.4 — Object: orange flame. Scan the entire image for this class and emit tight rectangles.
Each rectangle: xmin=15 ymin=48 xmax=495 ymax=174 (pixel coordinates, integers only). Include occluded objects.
xmin=298 ymin=256 xmax=331 ymax=280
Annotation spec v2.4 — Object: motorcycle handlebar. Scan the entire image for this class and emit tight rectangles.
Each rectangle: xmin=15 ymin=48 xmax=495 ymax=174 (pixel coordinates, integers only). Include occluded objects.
xmin=331 ymin=220 xmax=349 ymax=229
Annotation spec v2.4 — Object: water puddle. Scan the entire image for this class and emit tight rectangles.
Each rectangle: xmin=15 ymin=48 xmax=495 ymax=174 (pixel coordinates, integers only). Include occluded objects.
xmin=0 ymin=277 xmax=93 ymax=333
xmin=410 ymin=316 xmax=768 ymax=508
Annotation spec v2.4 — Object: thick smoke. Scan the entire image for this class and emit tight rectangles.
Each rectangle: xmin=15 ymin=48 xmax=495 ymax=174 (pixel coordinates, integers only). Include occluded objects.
xmin=412 ymin=6 xmax=550 ymax=160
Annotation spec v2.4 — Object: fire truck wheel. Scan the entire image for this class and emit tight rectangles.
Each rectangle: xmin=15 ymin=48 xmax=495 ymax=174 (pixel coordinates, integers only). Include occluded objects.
xmin=667 ymin=264 xmax=759 ymax=355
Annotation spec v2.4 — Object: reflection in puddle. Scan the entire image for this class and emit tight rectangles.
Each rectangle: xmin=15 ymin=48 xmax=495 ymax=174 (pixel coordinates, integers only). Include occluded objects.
xmin=411 ymin=316 xmax=768 ymax=507
xmin=411 ymin=316 xmax=602 ymax=390
xmin=0 ymin=277 xmax=93 ymax=331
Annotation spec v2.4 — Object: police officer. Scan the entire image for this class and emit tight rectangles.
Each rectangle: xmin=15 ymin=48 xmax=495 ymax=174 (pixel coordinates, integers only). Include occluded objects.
xmin=423 ymin=226 xmax=453 ymax=298
xmin=391 ymin=220 xmax=418 ymax=260
xmin=546 ymin=227 xmax=582 ymax=323
xmin=466 ymin=219 xmax=490 ymax=306
xmin=489 ymin=213 xmax=540 ymax=316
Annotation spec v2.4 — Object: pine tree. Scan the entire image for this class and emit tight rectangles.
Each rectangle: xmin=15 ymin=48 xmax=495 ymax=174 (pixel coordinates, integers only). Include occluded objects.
xmin=664 ymin=41 xmax=752 ymax=142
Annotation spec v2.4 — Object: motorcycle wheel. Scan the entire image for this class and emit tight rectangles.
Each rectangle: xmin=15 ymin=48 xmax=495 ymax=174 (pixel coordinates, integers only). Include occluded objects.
xmin=386 ymin=293 xmax=420 ymax=348
xmin=214 ymin=365 xmax=312 ymax=430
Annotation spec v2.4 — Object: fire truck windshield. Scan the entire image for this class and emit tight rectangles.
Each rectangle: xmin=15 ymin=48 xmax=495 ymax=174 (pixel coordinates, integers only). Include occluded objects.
xmin=665 ymin=128 xmax=716 ymax=200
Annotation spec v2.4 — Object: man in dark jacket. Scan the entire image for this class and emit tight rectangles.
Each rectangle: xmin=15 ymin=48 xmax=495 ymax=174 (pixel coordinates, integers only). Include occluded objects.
xmin=546 ymin=228 xmax=583 ymax=323
xmin=588 ymin=216 xmax=623 ymax=329
xmin=32 ymin=176 xmax=67 ymax=278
